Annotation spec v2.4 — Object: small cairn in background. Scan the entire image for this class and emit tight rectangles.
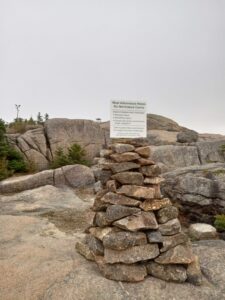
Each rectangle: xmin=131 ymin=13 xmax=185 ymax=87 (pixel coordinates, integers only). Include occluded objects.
xmin=76 ymin=141 xmax=202 ymax=284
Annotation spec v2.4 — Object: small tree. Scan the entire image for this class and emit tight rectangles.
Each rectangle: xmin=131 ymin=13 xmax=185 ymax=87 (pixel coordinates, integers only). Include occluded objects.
xmin=44 ymin=113 xmax=49 ymax=121
xmin=37 ymin=112 xmax=43 ymax=124
xmin=15 ymin=104 xmax=21 ymax=121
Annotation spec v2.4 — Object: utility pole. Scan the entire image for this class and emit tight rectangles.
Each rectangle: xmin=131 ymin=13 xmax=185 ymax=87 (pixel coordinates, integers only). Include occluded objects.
xmin=15 ymin=104 xmax=21 ymax=122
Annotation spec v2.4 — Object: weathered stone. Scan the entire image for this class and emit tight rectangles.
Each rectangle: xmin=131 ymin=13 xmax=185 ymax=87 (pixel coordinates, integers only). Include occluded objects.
xmin=100 ymin=149 xmax=113 ymax=158
xmin=104 ymin=244 xmax=159 ymax=264
xmin=92 ymin=166 xmax=112 ymax=184
xmin=94 ymin=212 xmax=111 ymax=227
xmin=96 ymin=257 xmax=147 ymax=282
xmin=92 ymin=190 xmax=109 ymax=211
xmin=102 ymin=231 xmax=147 ymax=250
xmin=160 ymin=232 xmax=189 ymax=252
xmin=135 ymin=146 xmax=151 ymax=158
xmin=101 ymin=192 xmax=141 ymax=207
xmin=144 ymin=177 xmax=165 ymax=184
xmin=157 ymin=206 xmax=179 ymax=224
xmin=110 ymin=152 xmax=140 ymax=162
xmin=155 ymin=243 xmax=195 ymax=264
xmin=106 ymin=180 xmax=117 ymax=192
xmin=106 ymin=205 xmax=140 ymax=222
xmin=112 ymin=172 xmax=144 ymax=185
xmin=117 ymin=185 xmax=155 ymax=199
xmin=146 ymin=230 xmax=163 ymax=243
xmin=137 ymin=158 xmax=155 ymax=166
xmin=177 ymin=130 xmax=198 ymax=143
xmin=153 ymin=184 xmax=162 ymax=199
xmin=86 ymin=235 xmax=104 ymax=256
xmin=189 ymin=223 xmax=218 ymax=240
xmin=113 ymin=211 xmax=158 ymax=231
xmin=141 ymin=165 xmax=161 ymax=177
xmin=146 ymin=261 xmax=187 ymax=283
xmin=94 ymin=181 xmax=102 ymax=193
xmin=61 ymin=165 xmax=95 ymax=188
xmin=109 ymin=162 xmax=140 ymax=174
xmin=75 ymin=241 xmax=95 ymax=261
xmin=158 ymin=218 xmax=181 ymax=236
xmin=89 ymin=227 xmax=119 ymax=241
xmin=111 ymin=143 xmax=135 ymax=153
xmin=140 ymin=198 xmax=171 ymax=211
xmin=186 ymin=255 xmax=203 ymax=285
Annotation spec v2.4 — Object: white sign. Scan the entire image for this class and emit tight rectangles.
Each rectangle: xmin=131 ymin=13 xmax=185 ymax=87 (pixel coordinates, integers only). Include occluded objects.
xmin=110 ymin=100 xmax=147 ymax=138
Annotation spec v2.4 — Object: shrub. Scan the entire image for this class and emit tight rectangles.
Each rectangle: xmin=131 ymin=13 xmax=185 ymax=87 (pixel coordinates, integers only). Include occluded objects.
xmin=214 ymin=214 xmax=225 ymax=231
xmin=51 ymin=144 xmax=89 ymax=169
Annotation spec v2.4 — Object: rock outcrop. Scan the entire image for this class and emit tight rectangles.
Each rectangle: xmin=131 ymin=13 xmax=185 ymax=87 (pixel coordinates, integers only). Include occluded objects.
xmin=0 ymin=164 xmax=95 ymax=194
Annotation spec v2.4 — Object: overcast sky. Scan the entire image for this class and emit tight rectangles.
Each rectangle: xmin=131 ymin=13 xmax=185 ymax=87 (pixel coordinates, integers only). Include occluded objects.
xmin=1 ymin=0 xmax=225 ymax=133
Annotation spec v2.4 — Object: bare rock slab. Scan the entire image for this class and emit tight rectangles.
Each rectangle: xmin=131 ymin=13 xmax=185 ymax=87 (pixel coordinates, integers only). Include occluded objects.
xmin=100 ymin=192 xmax=141 ymax=207
xmin=109 ymin=162 xmax=140 ymax=174
xmin=96 ymin=258 xmax=147 ymax=282
xmin=140 ymin=198 xmax=171 ymax=211
xmin=158 ymin=218 xmax=181 ymax=235
xmin=155 ymin=243 xmax=195 ymax=264
xmin=111 ymin=143 xmax=135 ymax=154
xmin=160 ymin=232 xmax=189 ymax=252
xmin=103 ymin=231 xmax=147 ymax=250
xmin=113 ymin=211 xmax=158 ymax=231
xmin=117 ymin=185 xmax=155 ymax=199
xmin=112 ymin=172 xmax=144 ymax=185
xmin=106 ymin=205 xmax=140 ymax=222
xmin=104 ymin=244 xmax=159 ymax=264
xmin=146 ymin=261 xmax=187 ymax=283
xmin=157 ymin=206 xmax=179 ymax=224
xmin=110 ymin=152 xmax=140 ymax=162
xmin=189 ymin=223 xmax=218 ymax=240
xmin=135 ymin=146 xmax=151 ymax=158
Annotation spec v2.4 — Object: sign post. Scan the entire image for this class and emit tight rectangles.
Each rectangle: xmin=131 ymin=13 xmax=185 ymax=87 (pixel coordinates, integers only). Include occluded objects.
xmin=110 ymin=100 xmax=147 ymax=138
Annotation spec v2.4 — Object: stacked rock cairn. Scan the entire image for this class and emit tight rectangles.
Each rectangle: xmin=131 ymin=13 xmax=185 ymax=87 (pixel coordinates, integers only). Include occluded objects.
xmin=76 ymin=142 xmax=202 ymax=284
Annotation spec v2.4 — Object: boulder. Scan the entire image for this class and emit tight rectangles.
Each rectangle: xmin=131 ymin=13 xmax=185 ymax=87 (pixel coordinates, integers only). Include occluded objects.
xmin=147 ymin=114 xmax=182 ymax=131
xmin=158 ymin=219 xmax=181 ymax=236
xmin=189 ymin=223 xmax=218 ymax=240
xmin=157 ymin=206 xmax=179 ymax=224
xmin=61 ymin=165 xmax=95 ymax=188
xmin=196 ymin=140 xmax=225 ymax=164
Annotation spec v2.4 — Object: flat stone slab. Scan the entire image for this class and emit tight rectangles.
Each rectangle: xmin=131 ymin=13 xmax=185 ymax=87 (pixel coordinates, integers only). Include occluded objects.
xmin=96 ymin=257 xmax=147 ymax=282
xmin=146 ymin=261 xmax=187 ymax=283
xmin=160 ymin=232 xmax=189 ymax=252
xmin=117 ymin=185 xmax=155 ymax=199
xmin=112 ymin=172 xmax=144 ymax=185
xmin=111 ymin=143 xmax=135 ymax=154
xmin=189 ymin=223 xmax=218 ymax=240
xmin=141 ymin=165 xmax=161 ymax=177
xmin=109 ymin=162 xmax=140 ymax=174
xmin=155 ymin=243 xmax=195 ymax=264
xmin=113 ymin=211 xmax=158 ymax=231
xmin=158 ymin=218 xmax=181 ymax=236
xmin=135 ymin=146 xmax=151 ymax=158
xmin=104 ymin=243 xmax=159 ymax=264
xmin=106 ymin=205 xmax=140 ymax=222
xmin=137 ymin=158 xmax=155 ymax=165
xmin=102 ymin=231 xmax=147 ymax=250
xmin=89 ymin=227 xmax=119 ymax=241
xmin=140 ymin=198 xmax=171 ymax=211
xmin=100 ymin=192 xmax=141 ymax=207
xmin=157 ymin=206 xmax=179 ymax=224
xmin=144 ymin=177 xmax=165 ymax=184
xmin=110 ymin=152 xmax=140 ymax=162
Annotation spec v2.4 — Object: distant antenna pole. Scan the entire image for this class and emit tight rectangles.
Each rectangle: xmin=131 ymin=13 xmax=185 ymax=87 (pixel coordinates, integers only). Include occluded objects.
xmin=15 ymin=104 xmax=21 ymax=121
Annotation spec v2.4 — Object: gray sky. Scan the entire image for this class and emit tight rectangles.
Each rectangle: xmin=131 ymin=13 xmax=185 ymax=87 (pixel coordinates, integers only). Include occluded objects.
xmin=1 ymin=0 xmax=225 ymax=133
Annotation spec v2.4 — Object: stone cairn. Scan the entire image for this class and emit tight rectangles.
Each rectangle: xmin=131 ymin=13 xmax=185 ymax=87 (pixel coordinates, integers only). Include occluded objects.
xmin=76 ymin=142 xmax=202 ymax=284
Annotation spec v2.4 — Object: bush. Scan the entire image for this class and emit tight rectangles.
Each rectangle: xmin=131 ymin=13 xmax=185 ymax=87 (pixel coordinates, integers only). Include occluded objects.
xmin=214 ymin=214 xmax=225 ymax=231
xmin=51 ymin=144 xmax=89 ymax=169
